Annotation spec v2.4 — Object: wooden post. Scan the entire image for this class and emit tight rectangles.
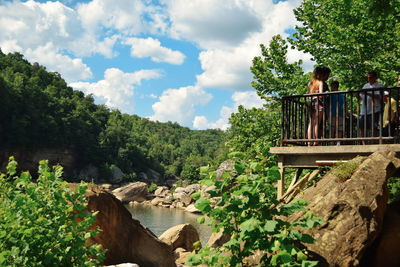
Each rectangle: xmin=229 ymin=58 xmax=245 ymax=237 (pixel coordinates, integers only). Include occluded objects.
xmin=277 ymin=160 xmax=285 ymax=199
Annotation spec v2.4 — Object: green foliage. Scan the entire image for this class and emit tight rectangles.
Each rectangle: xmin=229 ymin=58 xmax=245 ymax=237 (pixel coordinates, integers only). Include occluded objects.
xmin=187 ymin=154 xmax=322 ymax=267
xmin=251 ymin=35 xmax=310 ymax=97
xmin=0 ymin=51 xmax=228 ymax=182
xmin=291 ymin=0 xmax=400 ymax=89
xmin=0 ymin=157 xmax=105 ymax=266
xmin=228 ymin=106 xmax=279 ymax=162
xmin=330 ymin=160 xmax=359 ymax=181
xmin=148 ymin=182 xmax=158 ymax=193
xmin=388 ymin=177 xmax=400 ymax=203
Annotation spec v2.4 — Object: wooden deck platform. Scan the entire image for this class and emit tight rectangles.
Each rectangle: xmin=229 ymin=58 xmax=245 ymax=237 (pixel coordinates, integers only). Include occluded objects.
xmin=270 ymin=144 xmax=400 ymax=200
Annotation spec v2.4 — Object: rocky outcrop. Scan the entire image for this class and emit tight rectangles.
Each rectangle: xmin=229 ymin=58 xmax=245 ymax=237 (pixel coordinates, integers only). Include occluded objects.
xmin=290 ymin=151 xmax=400 ymax=266
xmin=78 ymin=184 xmax=176 ymax=267
xmin=0 ymin=147 xmax=76 ymax=177
xmin=112 ymin=182 xmax=148 ymax=203
xmin=159 ymin=224 xmax=200 ymax=251
xmin=206 ymin=230 xmax=230 ymax=248
xmin=110 ymin=166 xmax=124 ymax=184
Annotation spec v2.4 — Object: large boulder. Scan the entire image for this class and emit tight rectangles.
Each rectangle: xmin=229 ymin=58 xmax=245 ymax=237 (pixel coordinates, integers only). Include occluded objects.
xmin=289 ymin=151 xmax=400 ymax=266
xmin=173 ymin=192 xmax=192 ymax=206
xmin=74 ymin=184 xmax=176 ymax=267
xmin=110 ymin=166 xmax=124 ymax=184
xmin=78 ymin=164 xmax=99 ymax=182
xmin=112 ymin=182 xmax=148 ymax=203
xmin=159 ymin=224 xmax=200 ymax=251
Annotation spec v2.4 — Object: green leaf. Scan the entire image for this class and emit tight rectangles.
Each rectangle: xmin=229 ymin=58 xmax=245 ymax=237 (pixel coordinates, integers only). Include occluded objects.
xmin=195 ymin=198 xmax=211 ymax=213
xmin=234 ymin=163 xmax=246 ymax=174
xmin=264 ymin=220 xmax=278 ymax=232
xmin=197 ymin=217 xmax=205 ymax=224
xmin=228 ymin=152 xmax=246 ymax=159
xmin=239 ymin=218 xmax=260 ymax=232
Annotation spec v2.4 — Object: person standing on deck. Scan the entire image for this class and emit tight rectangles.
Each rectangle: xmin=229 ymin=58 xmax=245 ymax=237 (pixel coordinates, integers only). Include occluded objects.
xmin=358 ymin=71 xmax=384 ymax=142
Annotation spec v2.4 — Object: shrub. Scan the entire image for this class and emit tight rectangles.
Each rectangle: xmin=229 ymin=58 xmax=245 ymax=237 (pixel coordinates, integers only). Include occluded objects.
xmin=148 ymin=182 xmax=158 ymax=193
xmin=0 ymin=157 xmax=105 ymax=266
xmin=187 ymin=152 xmax=322 ymax=266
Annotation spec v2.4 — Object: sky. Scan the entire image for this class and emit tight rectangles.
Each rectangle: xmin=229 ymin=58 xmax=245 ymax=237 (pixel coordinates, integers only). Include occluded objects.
xmin=0 ymin=0 xmax=312 ymax=130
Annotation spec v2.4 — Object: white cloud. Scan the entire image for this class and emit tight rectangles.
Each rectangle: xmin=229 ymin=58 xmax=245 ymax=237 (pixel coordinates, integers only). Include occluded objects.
xmin=149 ymin=86 xmax=212 ymax=125
xmin=70 ymin=68 xmax=162 ymax=113
xmin=162 ymin=0 xmax=308 ymax=91
xmin=24 ymin=43 xmax=92 ymax=83
xmin=123 ymin=37 xmax=185 ymax=65
xmin=164 ymin=0 xmax=262 ymax=49
xmin=193 ymin=91 xmax=264 ymax=130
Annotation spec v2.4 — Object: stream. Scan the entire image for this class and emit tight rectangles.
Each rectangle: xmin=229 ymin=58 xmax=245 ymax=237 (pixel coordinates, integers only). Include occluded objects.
xmin=126 ymin=204 xmax=212 ymax=245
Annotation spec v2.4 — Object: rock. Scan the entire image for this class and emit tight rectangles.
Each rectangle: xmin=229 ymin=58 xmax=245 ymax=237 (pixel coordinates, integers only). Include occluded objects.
xmin=78 ymin=164 xmax=99 ymax=182
xmin=100 ymin=183 xmax=113 ymax=191
xmin=159 ymin=224 xmax=200 ymax=251
xmin=146 ymin=168 xmax=162 ymax=183
xmin=174 ymin=248 xmax=192 ymax=266
xmin=216 ymin=160 xmax=236 ymax=180
xmin=154 ymin=186 xmax=169 ymax=197
xmin=165 ymin=174 xmax=179 ymax=187
xmin=364 ymin=201 xmax=400 ymax=266
xmin=71 ymin=184 xmax=176 ymax=267
xmin=174 ymin=187 xmax=186 ymax=193
xmin=206 ymin=230 xmax=231 ymax=248
xmin=185 ymin=204 xmax=200 ymax=214
xmin=184 ymin=184 xmax=200 ymax=195
xmin=289 ymin=151 xmax=400 ymax=266
xmin=151 ymin=197 xmax=165 ymax=206
xmin=112 ymin=182 xmax=148 ymax=204
xmin=175 ymin=202 xmax=185 ymax=209
xmin=110 ymin=165 xmax=124 ymax=184
xmin=173 ymin=192 xmax=192 ymax=206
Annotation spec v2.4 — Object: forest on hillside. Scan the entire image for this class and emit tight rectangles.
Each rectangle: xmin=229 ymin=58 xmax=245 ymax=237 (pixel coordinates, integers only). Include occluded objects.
xmin=0 ymin=50 xmax=228 ymax=181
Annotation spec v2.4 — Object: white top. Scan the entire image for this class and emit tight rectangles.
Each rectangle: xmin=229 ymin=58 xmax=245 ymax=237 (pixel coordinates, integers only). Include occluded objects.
xmin=360 ymin=82 xmax=384 ymax=115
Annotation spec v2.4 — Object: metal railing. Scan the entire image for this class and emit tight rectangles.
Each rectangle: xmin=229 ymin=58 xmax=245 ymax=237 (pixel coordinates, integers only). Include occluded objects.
xmin=281 ymin=87 xmax=400 ymax=146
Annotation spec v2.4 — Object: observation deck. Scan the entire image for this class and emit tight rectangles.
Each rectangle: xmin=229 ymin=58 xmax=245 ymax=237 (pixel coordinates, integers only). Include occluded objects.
xmin=270 ymin=86 xmax=400 ymax=200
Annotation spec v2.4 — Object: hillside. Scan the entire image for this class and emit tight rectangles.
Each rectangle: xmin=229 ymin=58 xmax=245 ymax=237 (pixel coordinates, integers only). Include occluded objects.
xmin=0 ymin=50 xmax=228 ymax=182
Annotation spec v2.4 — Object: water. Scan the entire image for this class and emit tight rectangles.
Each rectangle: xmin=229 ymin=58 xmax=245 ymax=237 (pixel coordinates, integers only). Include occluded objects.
xmin=125 ymin=204 xmax=212 ymax=245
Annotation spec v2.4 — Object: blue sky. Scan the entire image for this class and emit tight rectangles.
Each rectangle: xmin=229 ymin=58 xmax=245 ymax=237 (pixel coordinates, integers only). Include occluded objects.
xmin=0 ymin=0 xmax=311 ymax=129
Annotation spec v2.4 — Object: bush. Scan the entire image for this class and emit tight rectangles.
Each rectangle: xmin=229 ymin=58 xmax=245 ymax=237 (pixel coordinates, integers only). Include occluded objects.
xmin=0 ymin=157 xmax=105 ymax=266
xmin=187 ymin=152 xmax=322 ymax=266
xmin=148 ymin=182 xmax=158 ymax=193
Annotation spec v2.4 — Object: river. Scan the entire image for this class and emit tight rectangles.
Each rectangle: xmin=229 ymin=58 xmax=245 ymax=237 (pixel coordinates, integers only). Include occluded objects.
xmin=126 ymin=204 xmax=212 ymax=245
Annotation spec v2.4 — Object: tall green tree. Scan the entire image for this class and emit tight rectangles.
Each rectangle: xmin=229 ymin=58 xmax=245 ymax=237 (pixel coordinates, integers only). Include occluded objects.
xmin=291 ymin=0 xmax=400 ymax=88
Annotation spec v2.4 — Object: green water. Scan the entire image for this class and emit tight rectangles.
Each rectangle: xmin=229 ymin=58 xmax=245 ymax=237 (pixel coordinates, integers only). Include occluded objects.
xmin=125 ymin=204 xmax=212 ymax=245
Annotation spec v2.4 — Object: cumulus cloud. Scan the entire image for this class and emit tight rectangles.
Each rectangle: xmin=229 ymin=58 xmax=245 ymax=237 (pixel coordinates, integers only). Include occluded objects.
xmin=24 ymin=43 xmax=92 ymax=83
xmin=193 ymin=90 xmax=264 ymax=130
xmin=149 ymin=86 xmax=212 ymax=125
xmin=162 ymin=0 xmax=308 ymax=91
xmin=0 ymin=0 xmax=119 ymax=82
xmin=123 ymin=37 xmax=185 ymax=64
xmin=70 ymin=68 xmax=162 ymax=113
xmin=164 ymin=0 xmax=262 ymax=49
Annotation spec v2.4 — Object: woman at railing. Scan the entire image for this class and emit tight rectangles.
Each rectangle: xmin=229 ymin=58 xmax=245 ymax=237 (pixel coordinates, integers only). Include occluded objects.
xmin=307 ymin=66 xmax=331 ymax=145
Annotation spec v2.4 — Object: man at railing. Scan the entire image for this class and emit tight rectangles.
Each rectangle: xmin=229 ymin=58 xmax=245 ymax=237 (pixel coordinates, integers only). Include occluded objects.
xmin=383 ymin=91 xmax=397 ymax=137
xmin=358 ymin=71 xmax=384 ymax=143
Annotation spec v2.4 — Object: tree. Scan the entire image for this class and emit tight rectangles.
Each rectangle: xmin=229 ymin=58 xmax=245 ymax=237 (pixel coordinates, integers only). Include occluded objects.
xmin=251 ymin=35 xmax=310 ymax=98
xmin=291 ymin=0 xmax=400 ymax=88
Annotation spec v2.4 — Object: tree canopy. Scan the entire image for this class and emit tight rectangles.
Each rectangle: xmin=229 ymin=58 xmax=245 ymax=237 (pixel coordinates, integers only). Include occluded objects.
xmin=0 ymin=50 xmax=227 ymax=182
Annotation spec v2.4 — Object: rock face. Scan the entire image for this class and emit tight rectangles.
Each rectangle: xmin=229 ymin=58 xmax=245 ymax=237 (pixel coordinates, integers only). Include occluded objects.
xmin=80 ymin=184 xmax=176 ymax=267
xmin=290 ymin=151 xmax=400 ymax=266
xmin=112 ymin=182 xmax=148 ymax=203
xmin=159 ymin=224 xmax=200 ymax=251
xmin=110 ymin=166 xmax=124 ymax=184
